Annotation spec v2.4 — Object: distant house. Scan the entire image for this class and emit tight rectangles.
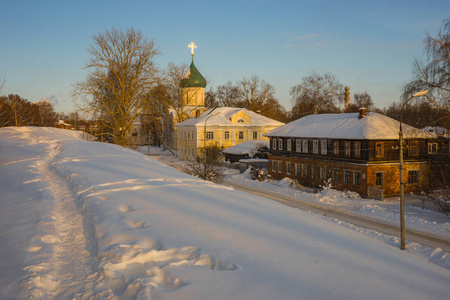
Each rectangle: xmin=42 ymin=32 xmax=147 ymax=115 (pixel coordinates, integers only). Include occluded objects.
xmin=175 ymin=107 xmax=284 ymax=160
xmin=264 ymin=108 xmax=439 ymax=198
xmin=222 ymin=140 xmax=270 ymax=163
xmin=56 ymin=120 xmax=73 ymax=130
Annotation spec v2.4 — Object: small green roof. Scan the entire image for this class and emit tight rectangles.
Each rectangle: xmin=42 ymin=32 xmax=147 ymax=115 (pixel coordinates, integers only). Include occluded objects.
xmin=181 ymin=59 xmax=207 ymax=88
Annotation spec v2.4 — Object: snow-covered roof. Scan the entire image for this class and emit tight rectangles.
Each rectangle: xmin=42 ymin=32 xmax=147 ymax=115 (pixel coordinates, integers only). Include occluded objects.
xmin=222 ymin=140 xmax=269 ymax=155
xmin=264 ymin=112 xmax=436 ymax=140
xmin=175 ymin=107 xmax=284 ymax=127
xmin=422 ymin=126 xmax=450 ymax=137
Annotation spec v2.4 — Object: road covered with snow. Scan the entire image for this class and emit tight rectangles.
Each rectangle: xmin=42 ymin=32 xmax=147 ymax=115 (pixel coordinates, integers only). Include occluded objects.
xmin=1 ymin=127 xmax=449 ymax=299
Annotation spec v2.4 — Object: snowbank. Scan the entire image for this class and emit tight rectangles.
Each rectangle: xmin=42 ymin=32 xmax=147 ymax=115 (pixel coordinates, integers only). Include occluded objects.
xmin=1 ymin=127 xmax=449 ymax=299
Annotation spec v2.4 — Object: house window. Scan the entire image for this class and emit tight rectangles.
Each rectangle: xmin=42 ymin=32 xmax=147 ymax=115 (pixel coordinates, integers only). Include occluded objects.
xmin=287 ymin=139 xmax=292 ymax=151
xmin=408 ymin=170 xmax=419 ymax=184
xmin=344 ymin=141 xmax=351 ymax=157
xmin=296 ymin=139 xmax=302 ymax=153
xmin=287 ymin=162 xmax=291 ymax=175
xmin=354 ymin=142 xmax=361 ymax=157
xmin=224 ymin=131 xmax=230 ymax=140
xmin=295 ymin=163 xmax=301 ymax=176
xmin=321 ymin=140 xmax=327 ymax=155
xmin=278 ymin=161 xmax=282 ymax=173
xmin=333 ymin=141 xmax=339 ymax=156
xmin=252 ymin=131 xmax=258 ymax=140
xmin=206 ymin=131 xmax=214 ymax=140
xmin=302 ymin=139 xmax=308 ymax=153
xmin=272 ymin=160 xmax=276 ymax=172
xmin=333 ymin=169 xmax=339 ymax=182
xmin=408 ymin=141 xmax=419 ymax=156
xmin=428 ymin=142 xmax=438 ymax=154
xmin=302 ymin=164 xmax=307 ymax=177
xmin=278 ymin=138 xmax=283 ymax=150
xmin=237 ymin=118 xmax=245 ymax=123
xmin=313 ymin=140 xmax=319 ymax=154
xmin=272 ymin=138 xmax=277 ymax=150
xmin=238 ymin=131 xmax=244 ymax=140
xmin=375 ymin=142 xmax=384 ymax=158
xmin=312 ymin=166 xmax=319 ymax=180
xmin=320 ymin=166 xmax=327 ymax=181
xmin=344 ymin=171 xmax=351 ymax=184
xmin=376 ymin=172 xmax=384 ymax=186
xmin=354 ymin=171 xmax=361 ymax=186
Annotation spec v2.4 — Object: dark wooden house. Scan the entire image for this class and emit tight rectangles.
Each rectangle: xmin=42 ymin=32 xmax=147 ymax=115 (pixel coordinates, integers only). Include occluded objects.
xmin=264 ymin=109 xmax=440 ymax=198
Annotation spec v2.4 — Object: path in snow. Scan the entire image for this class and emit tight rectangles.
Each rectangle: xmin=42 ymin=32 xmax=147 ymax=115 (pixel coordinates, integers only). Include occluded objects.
xmin=22 ymin=141 xmax=104 ymax=299
xmin=19 ymin=137 xmax=236 ymax=299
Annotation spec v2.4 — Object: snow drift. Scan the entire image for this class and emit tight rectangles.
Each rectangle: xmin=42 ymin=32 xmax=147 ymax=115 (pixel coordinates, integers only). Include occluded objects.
xmin=1 ymin=127 xmax=449 ymax=299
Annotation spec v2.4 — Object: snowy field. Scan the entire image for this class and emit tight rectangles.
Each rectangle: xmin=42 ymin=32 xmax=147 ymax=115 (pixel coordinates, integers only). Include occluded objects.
xmin=1 ymin=127 xmax=449 ymax=299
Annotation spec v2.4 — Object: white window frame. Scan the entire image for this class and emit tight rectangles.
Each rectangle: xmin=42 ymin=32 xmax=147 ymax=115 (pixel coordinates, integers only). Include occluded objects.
xmin=272 ymin=138 xmax=277 ymax=150
xmin=278 ymin=138 xmax=283 ymax=150
xmin=313 ymin=140 xmax=319 ymax=154
xmin=286 ymin=162 xmax=291 ymax=175
xmin=302 ymin=164 xmax=307 ymax=177
xmin=295 ymin=163 xmax=301 ymax=176
xmin=287 ymin=139 xmax=292 ymax=151
xmin=321 ymin=140 xmax=327 ymax=155
xmin=296 ymin=139 xmax=302 ymax=153
xmin=302 ymin=139 xmax=308 ymax=153
xmin=206 ymin=131 xmax=214 ymax=140
xmin=224 ymin=131 xmax=230 ymax=140
xmin=278 ymin=161 xmax=282 ymax=173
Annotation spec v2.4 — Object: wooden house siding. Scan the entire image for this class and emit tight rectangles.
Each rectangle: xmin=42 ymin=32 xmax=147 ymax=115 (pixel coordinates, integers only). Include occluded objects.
xmin=269 ymin=136 xmax=435 ymax=197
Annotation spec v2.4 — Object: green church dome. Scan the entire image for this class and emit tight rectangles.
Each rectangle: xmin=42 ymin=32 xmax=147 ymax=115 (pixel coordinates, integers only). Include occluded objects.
xmin=181 ymin=59 xmax=207 ymax=88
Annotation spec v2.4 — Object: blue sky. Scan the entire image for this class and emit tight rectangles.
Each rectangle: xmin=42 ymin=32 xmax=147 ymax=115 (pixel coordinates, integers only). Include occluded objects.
xmin=1 ymin=0 xmax=449 ymax=114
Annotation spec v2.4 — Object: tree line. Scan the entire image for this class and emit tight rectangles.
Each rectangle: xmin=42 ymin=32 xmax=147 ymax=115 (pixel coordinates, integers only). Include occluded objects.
xmin=1 ymin=18 xmax=449 ymax=145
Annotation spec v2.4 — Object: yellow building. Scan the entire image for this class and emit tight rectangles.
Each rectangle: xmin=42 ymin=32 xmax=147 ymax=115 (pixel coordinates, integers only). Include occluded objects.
xmin=175 ymin=107 xmax=284 ymax=160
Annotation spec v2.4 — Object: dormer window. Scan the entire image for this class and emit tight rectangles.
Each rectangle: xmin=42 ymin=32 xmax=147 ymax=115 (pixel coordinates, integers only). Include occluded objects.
xmin=237 ymin=118 xmax=245 ymax=123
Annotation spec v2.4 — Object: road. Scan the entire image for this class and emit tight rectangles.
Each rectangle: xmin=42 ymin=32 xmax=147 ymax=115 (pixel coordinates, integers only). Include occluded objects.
xmin=223 ymin=179 xmax=450 ymax=253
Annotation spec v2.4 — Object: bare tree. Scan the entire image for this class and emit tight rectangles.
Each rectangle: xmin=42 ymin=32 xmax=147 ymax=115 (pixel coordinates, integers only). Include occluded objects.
xmin=214 ymin=81 xmax=241 ymax=107
xmin=402 ymin=18 xmax=450 ymax=111
xmin=73 ymin=27 xmax=159 ymax=146
xmin=185 ymin=143 xmax=225 ymax=182
xmin=354 ymin=92 xmax=375 ymax=110
xmin=237 ymin=76 xmax=279 ymax=114
xmin=290 ymin=72 xmax=343 ymax=118
xmin=160 ymin=62 xmax=190 ymax=122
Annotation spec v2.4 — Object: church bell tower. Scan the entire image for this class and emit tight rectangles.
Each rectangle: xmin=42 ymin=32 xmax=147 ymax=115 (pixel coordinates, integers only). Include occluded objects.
xmin=181 ymin=42 xmax=207 ymax=107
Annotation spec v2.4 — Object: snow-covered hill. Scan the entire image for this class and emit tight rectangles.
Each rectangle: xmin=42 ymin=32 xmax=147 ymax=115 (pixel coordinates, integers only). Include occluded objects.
xmin=1 ymin=127 xmax=449 ymax=299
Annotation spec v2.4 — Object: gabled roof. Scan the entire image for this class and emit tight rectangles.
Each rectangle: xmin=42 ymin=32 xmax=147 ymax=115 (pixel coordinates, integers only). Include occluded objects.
xmin=222 ymin=140 xmax=269 ymax=155
xmin=264 ymin=112 xmax=435 ymax=140
xmin=175 ymin=107 xmax=284 ymax=127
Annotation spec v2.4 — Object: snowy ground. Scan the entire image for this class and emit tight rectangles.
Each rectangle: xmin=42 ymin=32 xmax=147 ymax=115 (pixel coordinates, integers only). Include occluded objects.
xmin=1 ymin=127 xmax=449 ymax=300
xmin=148 ymin=146 xmax=450 ymax=268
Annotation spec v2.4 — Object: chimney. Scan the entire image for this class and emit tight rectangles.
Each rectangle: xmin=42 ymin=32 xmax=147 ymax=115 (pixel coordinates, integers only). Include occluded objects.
xmin=344 ymin=86 xmax=350 ymax=108
xmin=358 ymin=107 xmax=367 ymax=119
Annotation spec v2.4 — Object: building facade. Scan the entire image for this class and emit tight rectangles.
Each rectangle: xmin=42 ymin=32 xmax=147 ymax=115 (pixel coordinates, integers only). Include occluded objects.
xmin=265 ymin=109 xmax=439 ymax=198
xmin=175 ymin=107 xmax=284 ymax=160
